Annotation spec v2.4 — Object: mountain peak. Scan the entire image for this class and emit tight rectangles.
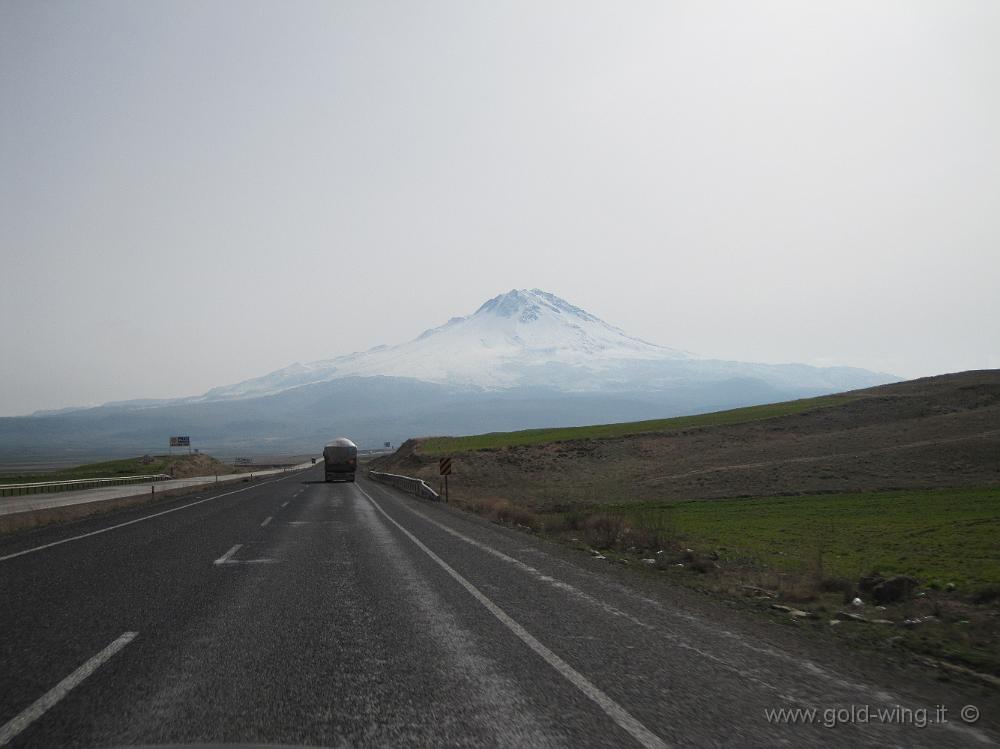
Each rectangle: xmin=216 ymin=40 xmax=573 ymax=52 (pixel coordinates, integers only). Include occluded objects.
xmin=474 ymin=288 xmax=600 ymax=325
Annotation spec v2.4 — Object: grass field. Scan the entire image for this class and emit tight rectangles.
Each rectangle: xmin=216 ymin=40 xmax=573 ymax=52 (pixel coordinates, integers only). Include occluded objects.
xmin=420 ymin=394 xmax=859 ymax=454
xmin=608 ymin=486 xmax=1000 ymax=592
xmin=453 ymin=485 xmax=1000 ymax=674
xmin=0 ymin=454 xmax=200 ymax=484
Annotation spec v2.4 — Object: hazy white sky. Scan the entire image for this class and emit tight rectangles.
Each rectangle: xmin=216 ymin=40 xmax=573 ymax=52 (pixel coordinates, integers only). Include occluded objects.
xmin=2 ymin=1 xmax=998 ymax=416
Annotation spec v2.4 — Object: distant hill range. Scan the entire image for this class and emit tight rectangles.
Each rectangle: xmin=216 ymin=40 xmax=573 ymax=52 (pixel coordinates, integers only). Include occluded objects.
xmin=2 ymin=289 xmax=898 ymax=461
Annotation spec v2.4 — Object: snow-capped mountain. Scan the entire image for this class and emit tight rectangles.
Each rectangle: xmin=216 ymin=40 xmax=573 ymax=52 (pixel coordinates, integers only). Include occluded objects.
xmin=13 ymin=289 xmax=900 ymax=454
xmin=199 ymin=289 xmax=894 ymax=402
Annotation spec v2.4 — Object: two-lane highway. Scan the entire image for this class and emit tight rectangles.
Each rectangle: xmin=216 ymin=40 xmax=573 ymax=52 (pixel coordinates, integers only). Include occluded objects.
xmin=1 ymin=466 xmax=996 ymax=747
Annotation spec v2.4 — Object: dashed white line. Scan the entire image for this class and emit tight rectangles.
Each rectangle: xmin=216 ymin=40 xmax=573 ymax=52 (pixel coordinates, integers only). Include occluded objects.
xmin=260 ymin=516 xmax=272 ymax=527
xmin=281 ymin=501 xmax=289 ymax=508
xmin=0 ymin=474 xmax=295 ymax=563
xmin=0 ymin=632 xmax=137 ymax=746
xmin=358 ymin=486 xmax=669 ymax=749
xmin=214 ymin=544 xmax=242 ymax=565
xmin=212 ymin=543 xmax=278 ymax=566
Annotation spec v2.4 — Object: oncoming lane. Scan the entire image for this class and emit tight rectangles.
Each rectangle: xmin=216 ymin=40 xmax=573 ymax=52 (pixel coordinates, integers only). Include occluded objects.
xmin=0 ymin=467 xmax=313 ymax=747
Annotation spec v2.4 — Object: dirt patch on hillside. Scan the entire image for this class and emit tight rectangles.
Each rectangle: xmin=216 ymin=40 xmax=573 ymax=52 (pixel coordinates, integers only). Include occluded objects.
xmin=163 ymin=454 xmax=232 ymax=479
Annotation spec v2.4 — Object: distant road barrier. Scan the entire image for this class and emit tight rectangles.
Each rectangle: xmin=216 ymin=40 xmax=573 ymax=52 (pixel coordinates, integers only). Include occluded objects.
xmin=0 ymin=474 xmax=172 ymax=498
xmin=368 ymin=471 xmax=440 ymax=501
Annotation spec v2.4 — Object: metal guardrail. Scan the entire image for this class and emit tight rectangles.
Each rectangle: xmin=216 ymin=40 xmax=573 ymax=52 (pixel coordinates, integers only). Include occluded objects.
xmin=368 ymin=470 xmax=440 ymax=501
xmin=0 ymin=474 xmax=172 ymax=498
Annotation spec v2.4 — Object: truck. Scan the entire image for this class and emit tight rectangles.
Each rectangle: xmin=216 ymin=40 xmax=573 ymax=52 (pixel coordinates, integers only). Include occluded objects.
xmin=323 ymin=437 xmax=358 ymax=482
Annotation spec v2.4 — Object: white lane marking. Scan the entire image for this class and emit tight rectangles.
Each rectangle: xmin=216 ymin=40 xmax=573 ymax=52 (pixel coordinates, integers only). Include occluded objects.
xmin=281 ymin=501 xmax=289 ymax=508
xmin=214 ymin=544 xmax=242 ymax=565
xmin=363 ymin=483 xmax=795 ymax=690
xmin=212 ymin=543 xmax=277 ymax=566
xmin=364 ymin=482 xmax=653 ymax=630
xmin=0 ymin=632 xmax=137 ymax=747
xmin=364 ymin=483 xmax=808 ymax=693
xmin=364 ymin=484 xmax=995 ymax=746
xmin=0 ymin=474 xmax=296 ymax=563
xmin=260 ymin=516 xmax=272 ymax=527
xmin=358 ymin=486 xmax=669 ymax=749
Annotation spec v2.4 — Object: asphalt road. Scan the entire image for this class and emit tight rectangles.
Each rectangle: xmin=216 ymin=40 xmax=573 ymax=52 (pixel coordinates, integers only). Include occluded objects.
xmin=0 ymin=465 xmax=996 ymax=748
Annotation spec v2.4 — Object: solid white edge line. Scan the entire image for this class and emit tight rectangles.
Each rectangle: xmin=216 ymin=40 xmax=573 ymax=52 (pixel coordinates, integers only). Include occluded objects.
xmin=0 ymin=631 xmax=137 ymax=747
xmin=260 ymin=516 xmax=272 ymax=527
xmin=214 ymin=544 xmax=242 ymax=565
xmin=362 ymin=482 xmax=999 ymax=748
xmin=357 ymin=486 xmax=670 ymax=749
xmin=0 ymin=473 xmax=298 ymax=563
xmin=363 ymin=479 xmax=654 ymax=630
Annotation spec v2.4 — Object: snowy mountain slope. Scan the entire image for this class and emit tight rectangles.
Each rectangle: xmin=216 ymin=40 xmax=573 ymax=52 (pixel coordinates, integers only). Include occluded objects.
xmin=198 ymin=289 xmax=894 ymax=402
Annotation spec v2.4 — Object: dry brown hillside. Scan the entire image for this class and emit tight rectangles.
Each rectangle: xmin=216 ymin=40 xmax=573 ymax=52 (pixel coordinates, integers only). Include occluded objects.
xmin=370 ymin=370 xmax=1000 ymax=509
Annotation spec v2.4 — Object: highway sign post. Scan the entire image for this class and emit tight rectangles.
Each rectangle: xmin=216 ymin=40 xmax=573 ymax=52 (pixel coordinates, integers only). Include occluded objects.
xmin=439 ymin=457 xmax=452 ymax=502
